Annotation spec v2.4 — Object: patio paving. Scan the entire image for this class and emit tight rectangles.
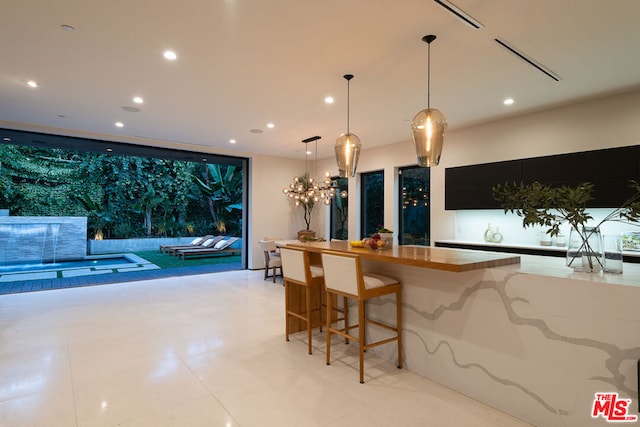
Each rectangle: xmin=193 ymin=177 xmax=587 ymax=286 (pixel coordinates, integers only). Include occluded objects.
xmin=0 ymin=257 xmax=243 ymax=295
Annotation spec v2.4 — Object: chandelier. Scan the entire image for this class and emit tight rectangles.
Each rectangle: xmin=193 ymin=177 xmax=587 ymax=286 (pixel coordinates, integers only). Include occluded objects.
xmin=283 ymin=136 xmax=347 ymax=206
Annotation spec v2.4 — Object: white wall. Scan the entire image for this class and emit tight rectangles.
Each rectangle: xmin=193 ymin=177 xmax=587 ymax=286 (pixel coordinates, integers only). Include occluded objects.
xmin=249 ymin=154 xmax=307 ymax=269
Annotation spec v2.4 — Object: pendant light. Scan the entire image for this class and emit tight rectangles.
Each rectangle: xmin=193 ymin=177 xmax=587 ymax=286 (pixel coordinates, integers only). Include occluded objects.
xmin=411 ymin=35 xmax=447 ymax=167
xmin=283 ymin=136 xmax=345 ymax=206
xmin=334 ymin=74 xmax=362 ymax=178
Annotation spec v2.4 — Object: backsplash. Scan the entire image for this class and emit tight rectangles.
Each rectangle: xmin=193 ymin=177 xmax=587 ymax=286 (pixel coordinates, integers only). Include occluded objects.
xmin=454 ymin=209 xmax=638 ymax=247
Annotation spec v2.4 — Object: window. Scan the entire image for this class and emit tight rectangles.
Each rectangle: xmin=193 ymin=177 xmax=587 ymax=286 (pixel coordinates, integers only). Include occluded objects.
xmin=360 ymin=170 xmax=384 ymax=238
xmin=329 ymin=177 xmax=348 ymax=240
xmin=0 ymin=128 xmax=249 ymax=271
xmin=399 ymin=166 xmax=430 ymax=246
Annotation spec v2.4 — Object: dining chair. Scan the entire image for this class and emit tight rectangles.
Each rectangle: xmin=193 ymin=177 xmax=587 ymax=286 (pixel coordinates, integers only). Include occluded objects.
xmin=321 ymin=250 xmax=402 ymax=383
xmin=258 ymin=240 xmax=282 ymax=283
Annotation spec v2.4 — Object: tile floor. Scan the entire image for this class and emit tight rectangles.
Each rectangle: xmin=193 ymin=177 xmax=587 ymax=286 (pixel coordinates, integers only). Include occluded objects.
xmin=0 ymin=270 xmax=531 ymax=426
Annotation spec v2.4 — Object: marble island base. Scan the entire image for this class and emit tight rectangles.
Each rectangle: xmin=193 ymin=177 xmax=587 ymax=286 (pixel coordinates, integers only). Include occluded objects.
xmin=359 ymin=255 xmax=639 ymax=427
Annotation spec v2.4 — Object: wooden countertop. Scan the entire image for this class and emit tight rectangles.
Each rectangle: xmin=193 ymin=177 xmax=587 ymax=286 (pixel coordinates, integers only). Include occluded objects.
xmin=284 ymin=241 xmax=521 ymax=272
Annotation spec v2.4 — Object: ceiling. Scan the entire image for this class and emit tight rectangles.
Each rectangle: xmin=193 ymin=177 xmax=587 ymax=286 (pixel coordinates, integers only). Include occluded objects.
xmin=2 ymin=0 xmax=640 ymax=160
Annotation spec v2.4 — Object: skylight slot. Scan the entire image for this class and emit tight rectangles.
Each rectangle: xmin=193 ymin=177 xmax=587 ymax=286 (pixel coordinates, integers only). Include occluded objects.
xmin=433 ymin=0 xmax=484 ymax=29
xmin=494 ymin=38 xmax=562 ymax=82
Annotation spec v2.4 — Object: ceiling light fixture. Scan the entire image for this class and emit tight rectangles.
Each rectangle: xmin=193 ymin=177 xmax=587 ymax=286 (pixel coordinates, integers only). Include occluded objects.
xmin=503 ymin=98 xmax=514 ymax=105
xmin=60 ymin=24 xmax=75 ymax=32
xmin=267 ymin=123 xmax=275 ymax=129
xmin=411 ymin=35 xmax=447 ymax=167
xmin=324 ymin=96 xmax=334 ymax=104
xmin=133 ymin=96 xmax=144 ymax=104
xmin=26 ymin=80 xmax=38 ymax=88
xmin=334 ymin=74 xmax=361 ymax=178
xmin=115 ymin=122 xmax=124 ymax=128
xmin=229 ymin=139 xmax=236 ymax=144
xmin=283 ymin=136 xmax=346 ymax=207
xmin=163 ymin=50 xmax=177 ymax=61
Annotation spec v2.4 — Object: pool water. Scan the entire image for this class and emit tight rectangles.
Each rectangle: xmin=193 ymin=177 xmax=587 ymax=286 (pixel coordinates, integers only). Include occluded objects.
xmin=0 ymin=257 xmax=134 ymax=273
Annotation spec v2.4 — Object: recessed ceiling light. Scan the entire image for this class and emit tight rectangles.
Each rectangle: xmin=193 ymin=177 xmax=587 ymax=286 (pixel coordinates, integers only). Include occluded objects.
xmin=266 ymin=123 xmax=275 ymax=129
xmin=503 ymin=98 xmax=515 ymax=105
xmin=306 ymin=150 xmax=312 ymax=155
xmin=324 ymin=96 xmax=334 ymax=104
xmin=163 ymin=50 xmax=177 ymax=61
xmin=133 ymin=96 xmax=144 ymax=104
xmin=3 ymin=137 xmax=11 ymax=141
xmin=27 ymin=80 xmax=38 ymax=88
xmin=106 ymin=148 xmax=113 ymax=152
xmin=250 ymin=129 xmax=263 ymax=134
xmin=229 ymin=139 xmax=237 ymax=144
xmin=115 ymin=122 xmax=124 ymax=128
xmin=61 ymin=24 xmax=75 ymax=32
xmin=202 ymin=158 xmax=208 ymax=162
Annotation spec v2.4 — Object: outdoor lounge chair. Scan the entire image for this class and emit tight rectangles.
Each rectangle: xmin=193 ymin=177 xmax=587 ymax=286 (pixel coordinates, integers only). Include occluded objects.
xmin=176 ymin=236 xmax=241 ymax=260
xmin=168 ymin=235 xmax=225 ymax=256
xmin=159 ymin=235 xmax=215 ymax=253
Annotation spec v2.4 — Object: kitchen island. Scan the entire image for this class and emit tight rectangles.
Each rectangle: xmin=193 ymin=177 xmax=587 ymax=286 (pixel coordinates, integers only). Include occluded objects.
xmin=285 ymin=241 xmax=640 ymax=427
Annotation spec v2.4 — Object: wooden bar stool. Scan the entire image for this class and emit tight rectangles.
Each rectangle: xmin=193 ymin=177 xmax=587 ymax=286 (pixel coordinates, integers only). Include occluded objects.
xmin=321 ymin=250 xmax=402 ymax=383
xmin=280 ymin=246 xmax=325 ymax=354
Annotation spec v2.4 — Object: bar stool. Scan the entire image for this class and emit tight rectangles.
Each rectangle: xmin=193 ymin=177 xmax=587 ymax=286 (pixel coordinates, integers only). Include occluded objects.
xmin=280 ymin=246 xmax=325 ymax=354
xmin=321 ymin=250 xmax=402 ymax=383
xmin=258 ymin=240 xmax=282 ymax=283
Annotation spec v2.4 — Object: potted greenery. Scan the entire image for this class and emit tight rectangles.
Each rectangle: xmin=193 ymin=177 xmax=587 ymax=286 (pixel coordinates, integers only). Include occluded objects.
xmin=493 ymin=181 xmax=640 ymax=272
xmin=376 ymin=226 xmax=394 ymax=248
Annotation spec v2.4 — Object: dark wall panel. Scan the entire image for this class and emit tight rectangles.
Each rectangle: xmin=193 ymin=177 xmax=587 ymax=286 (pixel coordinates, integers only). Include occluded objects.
xmin=445 ymin=145 xmax=639 ymax=210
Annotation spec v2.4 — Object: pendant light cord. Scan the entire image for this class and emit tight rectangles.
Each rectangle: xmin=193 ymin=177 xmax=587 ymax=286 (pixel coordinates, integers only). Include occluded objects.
xmin=347 ymin=79 xmax=351 ymax=133
xmin=427 ymin=41 xmax=431 ymax=109
xmin=422 ymin=34 xmax=436 ymax=109
xmin=343 ymin=74 xmax=354 ymax=134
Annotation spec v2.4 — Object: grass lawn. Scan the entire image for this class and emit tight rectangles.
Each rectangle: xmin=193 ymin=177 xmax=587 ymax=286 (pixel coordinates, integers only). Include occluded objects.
xmin=134 ymin=250 xmax=241 ymax=269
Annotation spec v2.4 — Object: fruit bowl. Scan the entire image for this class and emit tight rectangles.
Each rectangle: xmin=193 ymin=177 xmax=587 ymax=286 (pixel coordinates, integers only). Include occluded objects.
xmin=364 ymin=235 xmax=388 ymax=250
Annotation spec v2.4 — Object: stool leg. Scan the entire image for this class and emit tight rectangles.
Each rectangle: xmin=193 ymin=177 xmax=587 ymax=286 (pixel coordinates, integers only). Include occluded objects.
xmin=343 ymin=296 xmax=349 ymax=344
xmin=358 ymin=300 xmax=365 ymax=384
xmin=284 ymin=280 xmax=290 ymax=342
xmin=397 ymin=288 xmax=403 ymax=369
xmin=306 ymin=285 xmax=312 ymax=355
xmin=272 ymin=267 xmax=276 ymax=283
xmin=326 ymin=291 xmax=333 ymax=366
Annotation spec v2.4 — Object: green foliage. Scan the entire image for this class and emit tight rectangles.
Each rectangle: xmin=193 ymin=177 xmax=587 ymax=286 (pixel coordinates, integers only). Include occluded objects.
xmin=192 ymin=164 xmax=243 ymax=235
xmin=494 ymin=181 xmax=640 ymax=270
xmin=493 ymin=181 xmax=640 ymax=235
xmin=493 ymin=182 xmax=595 ymax=237
xmin=0 ymin=142 xmax=244 ymax=239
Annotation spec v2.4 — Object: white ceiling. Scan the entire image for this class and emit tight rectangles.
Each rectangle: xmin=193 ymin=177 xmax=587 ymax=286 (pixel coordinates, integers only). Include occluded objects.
xmin=2 ymin=0 xmax=640 ymax=160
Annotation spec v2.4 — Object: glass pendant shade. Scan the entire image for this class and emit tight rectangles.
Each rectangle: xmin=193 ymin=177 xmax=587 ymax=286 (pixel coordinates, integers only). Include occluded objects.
xmin=334 ymin=132 xmax=361 ymax=178
xmin=411 ymin=108 xmax=447 ymax=167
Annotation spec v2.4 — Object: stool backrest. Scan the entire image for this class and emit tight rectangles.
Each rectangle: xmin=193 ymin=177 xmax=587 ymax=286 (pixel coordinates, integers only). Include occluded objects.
xmin=280 ymin=246 xmax=309 ymax=284
xmin=321 ymin=251 xmax=362 ymax=297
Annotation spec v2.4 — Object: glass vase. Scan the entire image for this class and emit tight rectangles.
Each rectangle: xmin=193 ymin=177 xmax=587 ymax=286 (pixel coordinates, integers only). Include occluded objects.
xmin=566 ymin=226 xmax=604 ymax=272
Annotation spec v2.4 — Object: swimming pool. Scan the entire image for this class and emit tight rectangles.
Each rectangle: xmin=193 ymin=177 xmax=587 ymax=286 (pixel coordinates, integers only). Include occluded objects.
xmin=0 ymin=256 xmax=135 ymax=273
